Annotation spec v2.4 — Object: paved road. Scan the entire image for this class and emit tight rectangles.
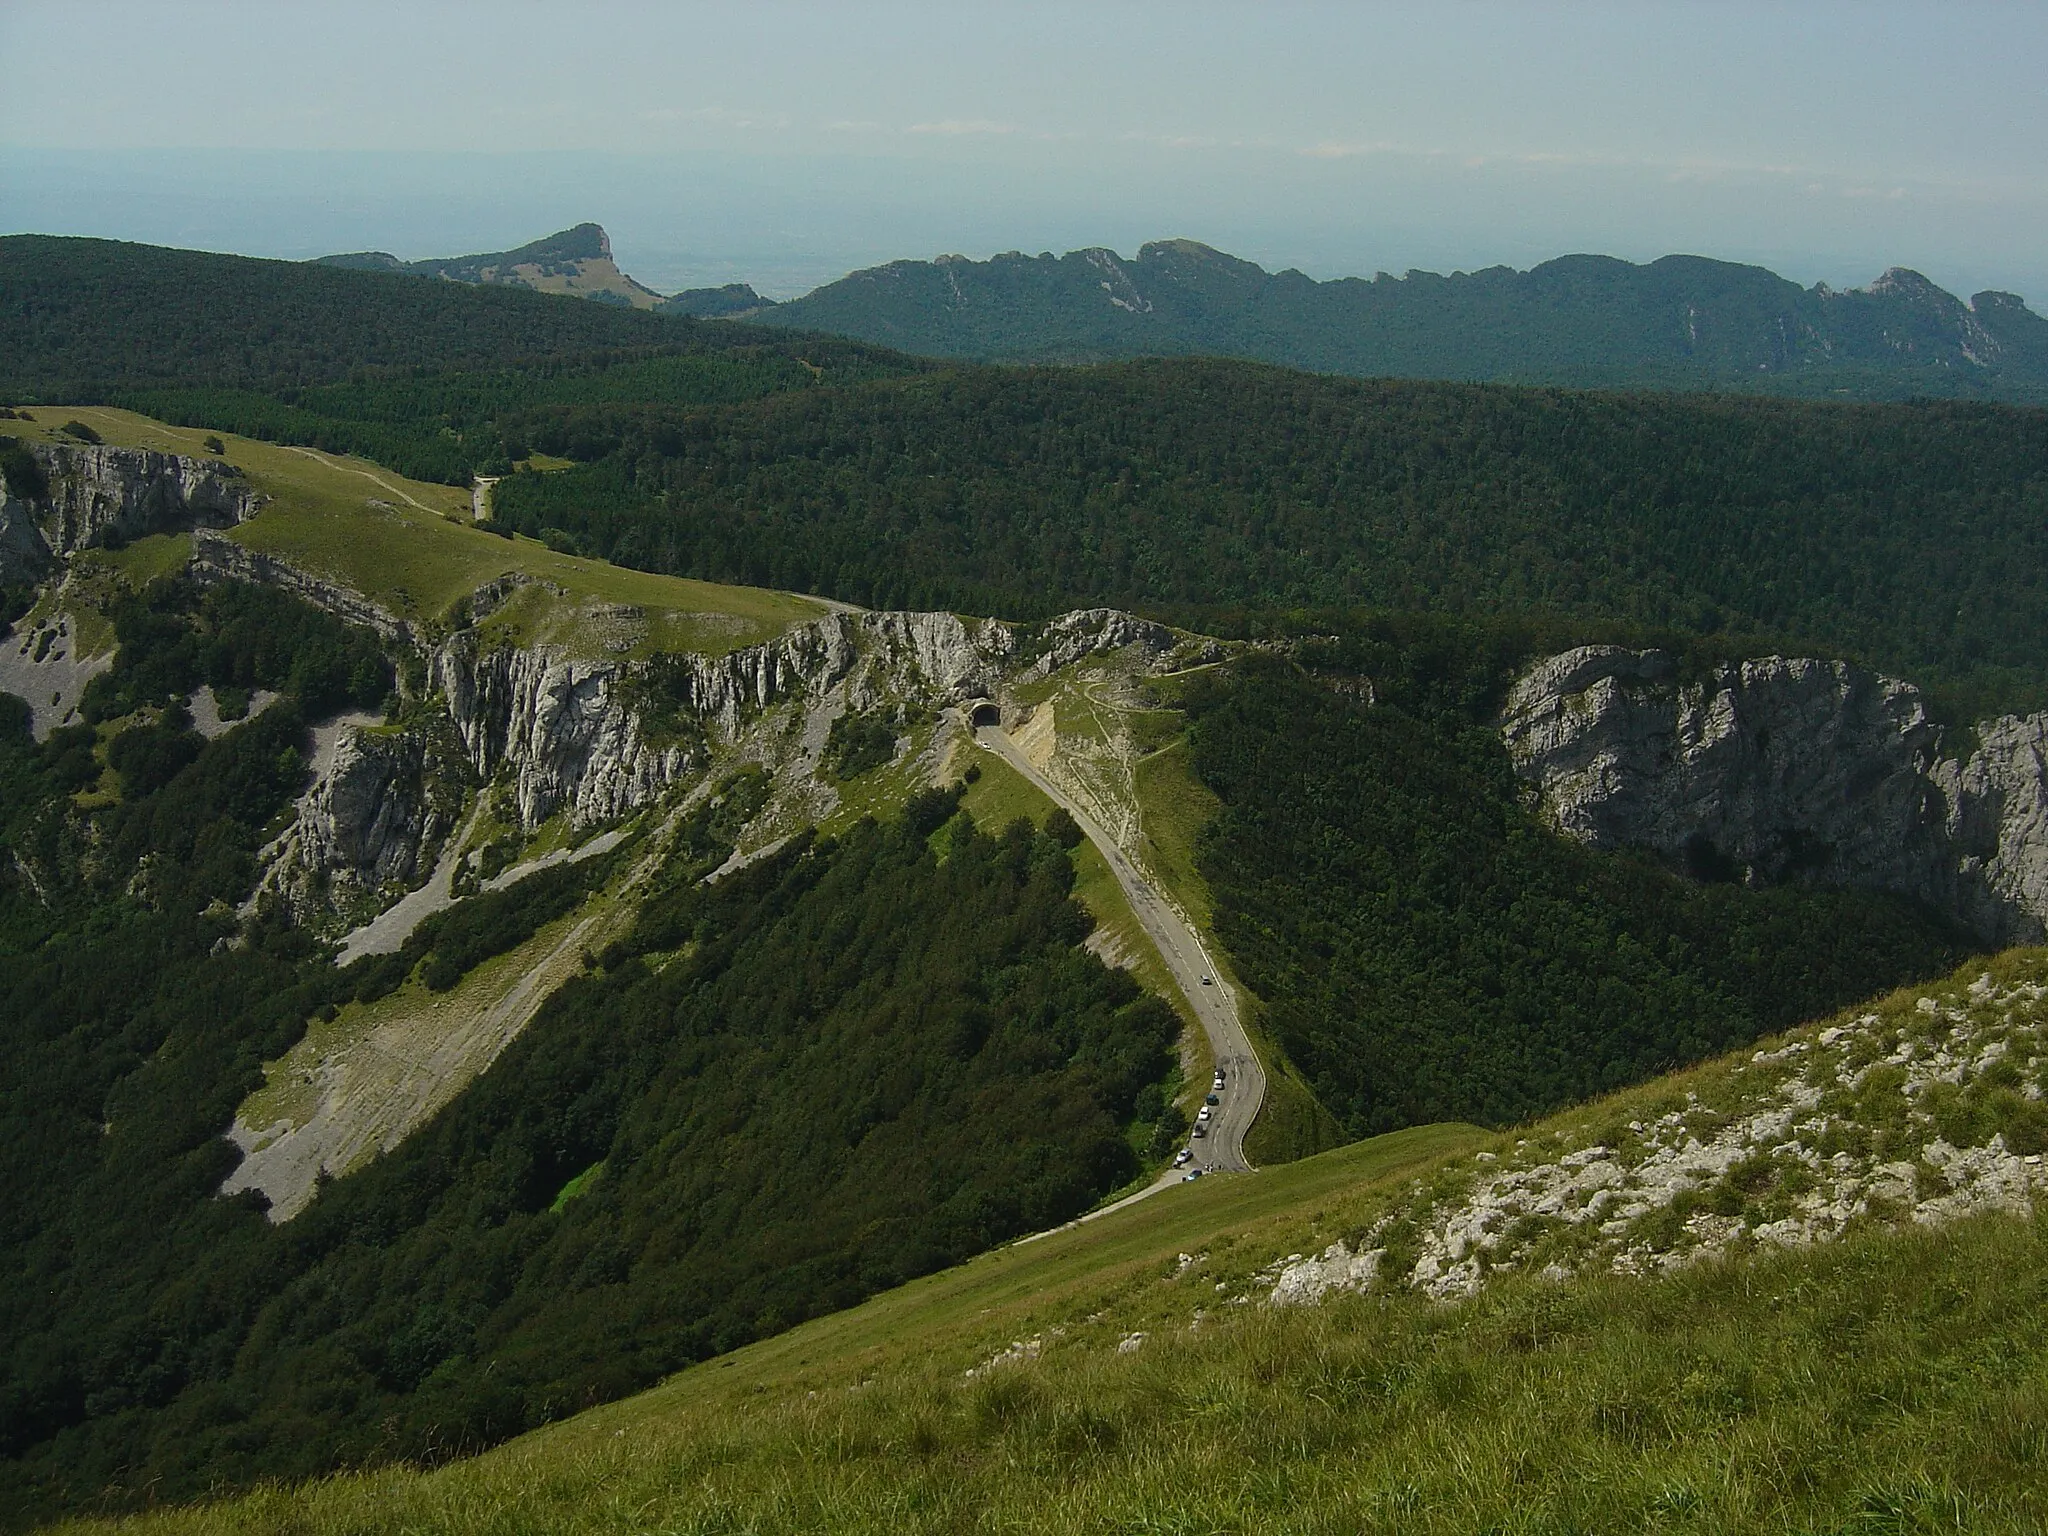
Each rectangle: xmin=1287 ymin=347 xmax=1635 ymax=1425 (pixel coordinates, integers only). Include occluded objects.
xmin=975 ymin=724 xmax=1266 ymax=1173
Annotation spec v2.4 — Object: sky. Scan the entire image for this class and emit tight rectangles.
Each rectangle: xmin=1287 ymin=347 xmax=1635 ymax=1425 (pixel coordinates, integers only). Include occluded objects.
xmin=4 ymin=1 xmax=2045 ymax=304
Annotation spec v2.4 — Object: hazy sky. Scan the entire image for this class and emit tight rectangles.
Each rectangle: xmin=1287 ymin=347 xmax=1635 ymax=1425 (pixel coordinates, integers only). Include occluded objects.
xmin=5 ymin=1 xmax=2045 ymax=303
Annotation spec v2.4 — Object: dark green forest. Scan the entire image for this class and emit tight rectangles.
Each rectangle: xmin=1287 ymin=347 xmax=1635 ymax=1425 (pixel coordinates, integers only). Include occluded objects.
xmin=0 ymin=235 xmax=912 ymax=401
xmin=485 ymin=364 xmax=2048 ymax=711
xmin=1179 ymin=631 xmax=1972 ymax=1137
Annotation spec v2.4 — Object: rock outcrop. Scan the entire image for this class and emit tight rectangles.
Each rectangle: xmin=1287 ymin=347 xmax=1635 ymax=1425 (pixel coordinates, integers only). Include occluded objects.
xmin=1500 ymin=645 xmax=2048 ymax=943
xmin=256 ymin=710 xmax=470 ymax=918
xmin=0 ymin=445 xmax=260 ymax=581
xmin=1265 ymin=961 xmax=2048 ymax=1308
xmin=429 ymin=609 xmax=1019 ymax=831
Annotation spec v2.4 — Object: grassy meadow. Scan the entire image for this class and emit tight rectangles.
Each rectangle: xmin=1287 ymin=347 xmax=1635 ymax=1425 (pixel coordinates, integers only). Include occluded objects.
xmin=7 ymin=406 xmax=828 ymax=659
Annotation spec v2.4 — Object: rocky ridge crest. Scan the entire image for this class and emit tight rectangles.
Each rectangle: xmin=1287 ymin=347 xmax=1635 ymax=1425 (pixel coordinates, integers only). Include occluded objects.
xmin=269 ymin=591 xmax=1187 ymax=920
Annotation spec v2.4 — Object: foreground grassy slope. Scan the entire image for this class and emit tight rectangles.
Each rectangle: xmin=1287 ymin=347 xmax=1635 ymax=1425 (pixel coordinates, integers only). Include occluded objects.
xmin=8 ymin=406 xmax=829 ymax=656
xmin=75 ymin=1216 xmax=2046 ymax=1535
xmin=64 ymin=950 xmax=2048 ymax=1534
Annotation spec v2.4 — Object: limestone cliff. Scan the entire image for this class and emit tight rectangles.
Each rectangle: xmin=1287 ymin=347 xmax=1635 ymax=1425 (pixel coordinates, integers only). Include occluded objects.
xmin=270 ymin=594 xmax=1180 ymax=921
xmin=266 ymin=719 xmax=469 ymax=912
xmin=0 ymin=444 xmax=260 ymax=581
xmin=1500 ymin=645 xmax=2048 ymax=943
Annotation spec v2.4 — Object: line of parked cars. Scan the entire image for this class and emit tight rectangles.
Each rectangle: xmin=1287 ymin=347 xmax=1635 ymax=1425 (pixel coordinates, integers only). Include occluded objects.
xmin=1174 ymin=1068 xmax=1230 ymax=1179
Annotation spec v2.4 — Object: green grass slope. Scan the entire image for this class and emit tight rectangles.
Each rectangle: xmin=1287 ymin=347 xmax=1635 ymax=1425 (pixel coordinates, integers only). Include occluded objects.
xmin=6 ymin=406 xmax=828 ymax=656
xmin=62 ymin=949 xmax=2048 ymax=1535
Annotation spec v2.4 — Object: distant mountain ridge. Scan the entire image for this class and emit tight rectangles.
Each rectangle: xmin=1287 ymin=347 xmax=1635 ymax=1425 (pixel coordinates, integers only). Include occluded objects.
xmin=750 ymin=239 xmax=2048 ymax=401
xmin=316 ymin=222 xmax=666 ymax=310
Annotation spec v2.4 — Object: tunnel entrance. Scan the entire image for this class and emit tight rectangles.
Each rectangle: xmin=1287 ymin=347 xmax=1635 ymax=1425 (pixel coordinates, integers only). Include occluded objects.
xmin=967 ymin=700 xmax=1002 ymax=728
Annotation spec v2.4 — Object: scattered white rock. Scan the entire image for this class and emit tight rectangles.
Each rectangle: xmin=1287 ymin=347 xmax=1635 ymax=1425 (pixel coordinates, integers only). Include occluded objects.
xmin=1268 ymin=968 xmax=2048 ymax=1309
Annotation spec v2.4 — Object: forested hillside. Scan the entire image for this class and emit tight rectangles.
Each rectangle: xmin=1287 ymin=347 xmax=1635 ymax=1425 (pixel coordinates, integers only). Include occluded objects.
xmin=1176 ymin=629 xmax=1970 ymax=1137
xmin=11 ymin=238 xmax=2048 ymax=711
xmin=487 ymin=365 xmax=2048 ymax=709
xmin=0 ymin=571 xmax=1177 ymax=1523
xmin=757 ymin=240 xmax=2048 ymax=402
xmin=0 ymin=235 xmax=910 ymax=398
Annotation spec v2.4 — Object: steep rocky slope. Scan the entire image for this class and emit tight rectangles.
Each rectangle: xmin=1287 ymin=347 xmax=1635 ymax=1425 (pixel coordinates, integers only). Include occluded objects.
xmin=1501 ymin=645 xmax=2048 ymax=943
xmin=267 ymin=601 xmax=1194 ymax=922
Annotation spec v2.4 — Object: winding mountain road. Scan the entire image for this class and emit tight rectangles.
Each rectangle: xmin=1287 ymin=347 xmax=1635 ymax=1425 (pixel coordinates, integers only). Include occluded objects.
xmin=974 ymin=723 xmax=1265 ymax=1174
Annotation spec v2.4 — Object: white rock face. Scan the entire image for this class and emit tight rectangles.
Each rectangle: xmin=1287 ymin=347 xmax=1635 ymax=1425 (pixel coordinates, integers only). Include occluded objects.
xmin=1500 ymin=645 xmax=2048 ymax=943
xmin=256 ymin=713 xmax=467 ymax=918
xmin=429 ymin=608 xmax=1020 ymax=833
xmin=0 ymin=444 xmax=260 ymax=581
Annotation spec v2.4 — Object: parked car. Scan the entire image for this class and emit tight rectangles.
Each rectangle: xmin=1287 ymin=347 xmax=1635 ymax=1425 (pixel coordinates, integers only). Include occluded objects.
xmin=1206 ymin=1093 xmax=1220 ymax=1105
xmin=1173 ymin=1149 xmax=1192 ymax=1166
xmin=1191 ymin=1124 xmax=1206 ymax=1138
xmin=1198 ymin=1106 xmax=1212 ymax=1121
xmin=1182 ymin=1169 xmax=1204 ymax=1182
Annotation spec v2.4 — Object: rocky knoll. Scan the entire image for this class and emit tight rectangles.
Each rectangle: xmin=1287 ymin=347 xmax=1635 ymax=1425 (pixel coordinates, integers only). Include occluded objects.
xmin=1500 ymin=645 xmax=2048 ymax=943
xmin=0 ymin=442 xmax=260 ymax=581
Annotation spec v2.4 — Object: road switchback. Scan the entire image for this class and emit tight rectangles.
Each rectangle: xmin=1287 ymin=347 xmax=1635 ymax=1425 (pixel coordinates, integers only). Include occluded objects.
xmin=973 ymin=723 xmax=1266 ymax=1173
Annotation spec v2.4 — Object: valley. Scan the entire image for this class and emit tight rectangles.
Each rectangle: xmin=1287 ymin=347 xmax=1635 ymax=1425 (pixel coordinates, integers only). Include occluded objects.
xmin=3 ymin=239 xmax=2048 ymax=1531
xmin=52 ymin=951 xmax=2048 ymax=1535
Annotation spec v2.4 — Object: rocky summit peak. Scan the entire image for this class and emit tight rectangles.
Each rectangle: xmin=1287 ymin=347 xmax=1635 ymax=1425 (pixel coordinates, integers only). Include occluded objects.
xmin=1866 ymin=266 xmax=1941 ymax=298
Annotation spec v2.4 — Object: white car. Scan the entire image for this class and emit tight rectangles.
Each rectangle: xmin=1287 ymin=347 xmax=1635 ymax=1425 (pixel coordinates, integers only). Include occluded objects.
xmin=1173 ymin=1149 xmax=1193 ymax=1166
xmin=1198 ymin=1106 xmax=1212 ymax=1121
